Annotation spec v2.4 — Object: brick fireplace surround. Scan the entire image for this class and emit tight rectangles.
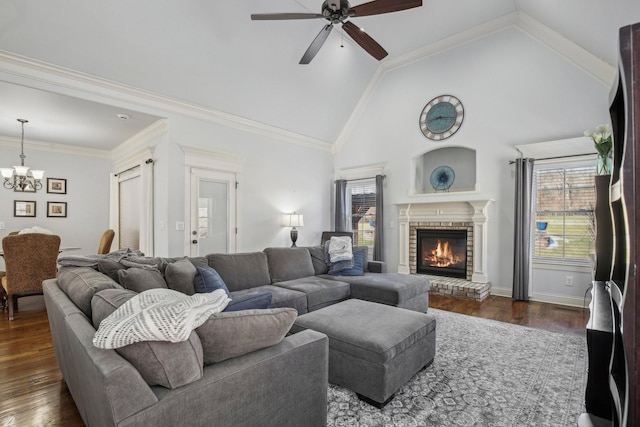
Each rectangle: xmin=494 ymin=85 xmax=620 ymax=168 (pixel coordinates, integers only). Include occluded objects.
xmin=396 ymin=199 xmax=493 ymax=302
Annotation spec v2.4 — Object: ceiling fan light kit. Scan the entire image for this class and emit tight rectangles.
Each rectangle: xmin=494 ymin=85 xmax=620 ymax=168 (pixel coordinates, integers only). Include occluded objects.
xmin=251 ymin=0 xmax=422 ymax=64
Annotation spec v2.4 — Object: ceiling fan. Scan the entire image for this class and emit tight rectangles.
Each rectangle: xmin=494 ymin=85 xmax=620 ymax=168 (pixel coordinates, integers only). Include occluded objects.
xmin=251 ymin=0 xmax=422 ymax=64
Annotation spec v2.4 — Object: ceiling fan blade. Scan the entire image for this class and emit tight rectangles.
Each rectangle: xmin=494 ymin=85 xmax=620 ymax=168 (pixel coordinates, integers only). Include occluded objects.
xmin=251 ymin=13 xmax=324 ymax=20
xmin=349 ymin=0 xmax=422 ymax=17
xmin=342 ymin=21 xmax=388 ymax=61
xmin=299 ymin=24 xmax=334 ymax=64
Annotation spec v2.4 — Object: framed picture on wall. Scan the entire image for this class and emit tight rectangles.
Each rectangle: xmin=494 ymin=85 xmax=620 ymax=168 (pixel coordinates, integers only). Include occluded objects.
xmin=47 ymin=178 xmax=67 ymax=194
xmin=47 ymin=201 xmax=67 ymax=218
xmin=14 ymin=200 xmax=36 ymax=217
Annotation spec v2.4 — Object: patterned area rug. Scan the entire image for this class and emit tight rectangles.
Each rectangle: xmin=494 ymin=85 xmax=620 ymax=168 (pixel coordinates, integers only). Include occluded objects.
xmin=326 ymin=308 xmax=587 ymax=427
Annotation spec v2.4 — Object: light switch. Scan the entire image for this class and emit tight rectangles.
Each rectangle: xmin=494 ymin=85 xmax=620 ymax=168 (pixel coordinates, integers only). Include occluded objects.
xmin=0 ymin=221 xmax=5 ymax=230
xmin=176 ymin=222 xmax=185 ymax=231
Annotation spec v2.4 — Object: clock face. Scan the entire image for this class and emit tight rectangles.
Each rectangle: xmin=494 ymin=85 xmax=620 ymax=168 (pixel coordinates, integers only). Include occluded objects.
xmin=419 ymin=95 xmax=464 ymax=141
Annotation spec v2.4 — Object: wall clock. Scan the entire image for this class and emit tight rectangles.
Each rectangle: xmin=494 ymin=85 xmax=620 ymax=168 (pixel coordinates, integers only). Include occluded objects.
xmin=419 ymin=95 xmax=464 ymax=141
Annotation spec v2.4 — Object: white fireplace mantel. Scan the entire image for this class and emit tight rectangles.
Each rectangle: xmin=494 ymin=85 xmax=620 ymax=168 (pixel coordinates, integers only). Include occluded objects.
xmin=395 ymin=198 xmax=494 ymax=283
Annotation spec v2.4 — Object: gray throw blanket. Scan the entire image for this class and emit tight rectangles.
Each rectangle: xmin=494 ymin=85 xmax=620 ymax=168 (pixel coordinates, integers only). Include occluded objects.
xmin=57 ymin=248 xmax=146 ymax=268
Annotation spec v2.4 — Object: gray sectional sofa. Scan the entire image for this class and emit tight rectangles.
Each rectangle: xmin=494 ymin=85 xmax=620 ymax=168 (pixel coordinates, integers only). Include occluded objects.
xmin=44 ymin=245 xmax=431 ymax=426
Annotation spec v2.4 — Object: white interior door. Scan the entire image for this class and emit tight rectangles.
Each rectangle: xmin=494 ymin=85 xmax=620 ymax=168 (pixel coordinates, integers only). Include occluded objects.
xmin=189 ymin=169 xmax=236 ymax=256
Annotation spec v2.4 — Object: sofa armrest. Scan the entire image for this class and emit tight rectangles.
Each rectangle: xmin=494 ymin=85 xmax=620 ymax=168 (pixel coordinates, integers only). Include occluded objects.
xmin=367 ymin=261 xmax=387 ymax=273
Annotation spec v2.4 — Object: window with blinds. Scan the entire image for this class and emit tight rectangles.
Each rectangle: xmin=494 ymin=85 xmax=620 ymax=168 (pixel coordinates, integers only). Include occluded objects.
xmin=533 ymin=164 xmax=596 ymax=262
xmin=346 ymin=180 xmax=376 ymax=253
xmin=119 ymin=174 xmax=141 ymax=251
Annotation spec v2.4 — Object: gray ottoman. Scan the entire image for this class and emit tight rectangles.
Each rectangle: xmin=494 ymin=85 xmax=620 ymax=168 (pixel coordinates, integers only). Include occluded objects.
xmin=291 ymin=299 xmax=436 ymax=407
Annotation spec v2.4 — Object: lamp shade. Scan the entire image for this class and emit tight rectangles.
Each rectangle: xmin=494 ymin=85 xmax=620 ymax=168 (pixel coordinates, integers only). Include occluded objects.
xmin=284 ymin=213 xmax=304 ymax=228
xmin=13 ymin=165 xmax=29 ymax=176
xmin=30 ymin=169 xmax=45 ymax=180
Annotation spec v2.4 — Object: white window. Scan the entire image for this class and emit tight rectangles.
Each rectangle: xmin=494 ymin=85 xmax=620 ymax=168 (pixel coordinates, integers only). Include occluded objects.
xmin=533 ymin=159 xmax=596 ymax=263
xmin=346 ymin=179 xmax=376 ymax=254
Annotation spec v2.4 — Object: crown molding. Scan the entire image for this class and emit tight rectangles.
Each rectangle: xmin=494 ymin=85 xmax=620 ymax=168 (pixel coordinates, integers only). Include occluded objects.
xmin=383 ymin=12 xmax=520 ymax=73
xmin=0 ymin=51 xmax=333 ymax=154
xmin=0 ymin=135 xmax=111 ymax=159
xmin=515 ymin=12 xmax=616 ymax=86
xmin=110 ymin=119 xmax=168 ymax=162
xmin=333 ymin=66 xmax=385 ymax=153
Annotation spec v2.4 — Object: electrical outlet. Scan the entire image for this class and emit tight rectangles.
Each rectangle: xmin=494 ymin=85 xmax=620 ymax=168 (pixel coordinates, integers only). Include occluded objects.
xmin=0 ymin=221 xmax=4 ymax=230
xmin=565 ymin=276 xmax=574 ymax=287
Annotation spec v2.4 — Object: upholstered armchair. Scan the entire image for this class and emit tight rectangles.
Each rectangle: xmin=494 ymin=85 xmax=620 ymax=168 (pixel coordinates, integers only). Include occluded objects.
xmin=1 ymin=233 xmax=61 ymax=320
xmin=98 ymin=229 xmax=115 ymax=254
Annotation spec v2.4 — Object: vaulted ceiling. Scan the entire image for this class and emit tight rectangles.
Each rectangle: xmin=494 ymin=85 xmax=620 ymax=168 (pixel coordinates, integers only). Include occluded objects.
xmin=0 ymin=0 xmax=639 ymax=151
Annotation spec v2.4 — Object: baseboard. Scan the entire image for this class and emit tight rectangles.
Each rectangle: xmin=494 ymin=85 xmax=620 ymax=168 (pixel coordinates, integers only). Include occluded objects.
xmin=490 ymin=287 xmax=589 ymax=308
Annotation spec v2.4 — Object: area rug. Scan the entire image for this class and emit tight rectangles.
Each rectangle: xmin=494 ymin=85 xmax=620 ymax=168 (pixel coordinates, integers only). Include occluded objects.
xmin=326 ymin=309 xmax=587 ymax=427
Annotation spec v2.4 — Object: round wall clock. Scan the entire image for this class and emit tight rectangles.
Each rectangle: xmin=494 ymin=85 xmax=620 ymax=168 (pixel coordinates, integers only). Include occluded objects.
xmin=419 ymin=95 xmax=464 ymax=141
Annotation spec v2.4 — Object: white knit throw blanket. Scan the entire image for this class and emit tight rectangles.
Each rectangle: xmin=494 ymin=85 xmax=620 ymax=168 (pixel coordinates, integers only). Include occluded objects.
xmin=93 ymin=288 xmax=230 ymax=349
xmin=328 ymin=236 xmax=353 ymax=262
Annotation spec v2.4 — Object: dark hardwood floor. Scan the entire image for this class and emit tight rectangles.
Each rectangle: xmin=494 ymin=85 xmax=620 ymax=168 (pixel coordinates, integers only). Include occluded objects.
xmin=0 ymin=293 xmax=588 ymax=426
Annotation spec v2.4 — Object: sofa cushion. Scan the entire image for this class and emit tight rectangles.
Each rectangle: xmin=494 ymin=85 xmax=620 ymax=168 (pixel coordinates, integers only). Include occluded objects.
xmin=324 ymin=272 xmax=430 ymax=306
xmin=273 ymin=277 xmax=350 ymax=312
xmin=307 ymin=246 xmax=330 ymax=275
xmin=58 ymin=267 xmax=121 ymax=318
xmin=194 ymin=266 xmax=230 ymax=297
xmin=91 ymin=288 xmax=205 ymax=389
xmin=165 ymin=258 xmax=197 ymax=295
xmin=207 ymin=252 xmax=271 ymax=291
xmin=97 ymin=259 xmax=127 ymax=283
xmin=231 ymin=285 xmax=308 ymax=314
xmin=224 ymin=292 xmax=272 ymax=312
xmin=196 ymin=308 xmax=297 ymax=364
xmin=264 ymin=247 xmax=315 ymax=283
xmin=117 ymin=268 xmax=168 ymax=293
xmin=330 ymin=248 xmax=365 ymax=277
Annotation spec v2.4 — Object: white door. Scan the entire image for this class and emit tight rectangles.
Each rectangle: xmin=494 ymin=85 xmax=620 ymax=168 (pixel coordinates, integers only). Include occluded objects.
xmin=189 ymin=169 xmax=236 ymax=256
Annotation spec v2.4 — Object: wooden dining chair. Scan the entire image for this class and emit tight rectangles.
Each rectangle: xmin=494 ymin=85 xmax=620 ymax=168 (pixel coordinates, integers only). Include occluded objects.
xmin=1 ymin=233 xmax=60 ymax=320
xmin=98 ymin=229 xmax=115 ymax=254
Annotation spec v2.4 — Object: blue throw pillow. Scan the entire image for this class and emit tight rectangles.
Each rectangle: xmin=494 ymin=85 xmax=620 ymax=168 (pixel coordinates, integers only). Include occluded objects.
xmin=194 ymin=266 xmax=231 ymax=297
xmin=331 ymin=248 xmax=365 ymax=276
xmin=223 ymin=293 xmax=272 ymax=312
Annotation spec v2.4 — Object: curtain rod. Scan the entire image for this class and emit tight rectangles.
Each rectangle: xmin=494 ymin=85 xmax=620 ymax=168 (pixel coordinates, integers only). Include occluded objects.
xmin=115 ymin=158 xmax=154 ymax=176
xmin=508 ymin=153 xmax=595 ymax=165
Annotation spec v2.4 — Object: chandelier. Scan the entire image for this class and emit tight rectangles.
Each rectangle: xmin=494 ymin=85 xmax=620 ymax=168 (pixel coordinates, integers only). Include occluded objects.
xmin=1 ymin=119 xmax=45 ymax=192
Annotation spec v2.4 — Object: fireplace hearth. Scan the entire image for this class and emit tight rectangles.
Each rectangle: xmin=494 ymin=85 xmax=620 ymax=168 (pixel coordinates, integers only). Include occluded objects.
xmin=417 ymin=229 xmax=468 ymax=279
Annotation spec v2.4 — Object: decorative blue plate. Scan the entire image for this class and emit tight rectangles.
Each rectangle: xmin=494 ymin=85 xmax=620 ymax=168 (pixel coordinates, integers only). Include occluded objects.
xmin=430 ymin=166 xmax=455 ymax=192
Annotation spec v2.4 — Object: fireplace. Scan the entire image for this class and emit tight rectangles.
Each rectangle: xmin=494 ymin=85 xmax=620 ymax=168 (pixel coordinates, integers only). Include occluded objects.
xmin=417 ymin=229 xmax=468 ymax=279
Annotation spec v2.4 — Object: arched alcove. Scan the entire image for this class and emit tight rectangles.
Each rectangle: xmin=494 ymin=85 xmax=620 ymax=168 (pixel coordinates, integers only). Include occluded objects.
xmin=413 ymin=147 xmax=477 ymax=194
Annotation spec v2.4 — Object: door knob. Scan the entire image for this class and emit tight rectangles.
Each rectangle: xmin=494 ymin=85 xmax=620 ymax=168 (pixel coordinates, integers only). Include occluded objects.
xmin=192 ymin=240 xmax=198 ymax=244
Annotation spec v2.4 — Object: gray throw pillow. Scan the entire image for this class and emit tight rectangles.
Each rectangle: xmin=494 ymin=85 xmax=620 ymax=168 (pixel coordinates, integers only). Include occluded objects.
xmin=196 ymin=308 xmax=297 ymax=365
xmin=97 ymin=259 xmax=127 ymax=283
xmin=117 ymin=268 xmax=168 ymax=293
xmin=91 ymin=288 xmax=204 ymax=389
xmin=165 ymin=259 xmax=197 ymax=295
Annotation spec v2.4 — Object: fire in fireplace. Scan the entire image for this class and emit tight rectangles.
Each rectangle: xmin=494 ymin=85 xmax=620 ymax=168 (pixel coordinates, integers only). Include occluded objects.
xmin=417 ymin=229 xmax=468 ymax=279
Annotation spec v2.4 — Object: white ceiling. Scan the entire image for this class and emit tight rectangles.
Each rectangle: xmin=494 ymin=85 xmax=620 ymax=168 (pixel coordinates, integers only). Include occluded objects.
xmin=0 ymin=0 xmax=639 ymax=150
